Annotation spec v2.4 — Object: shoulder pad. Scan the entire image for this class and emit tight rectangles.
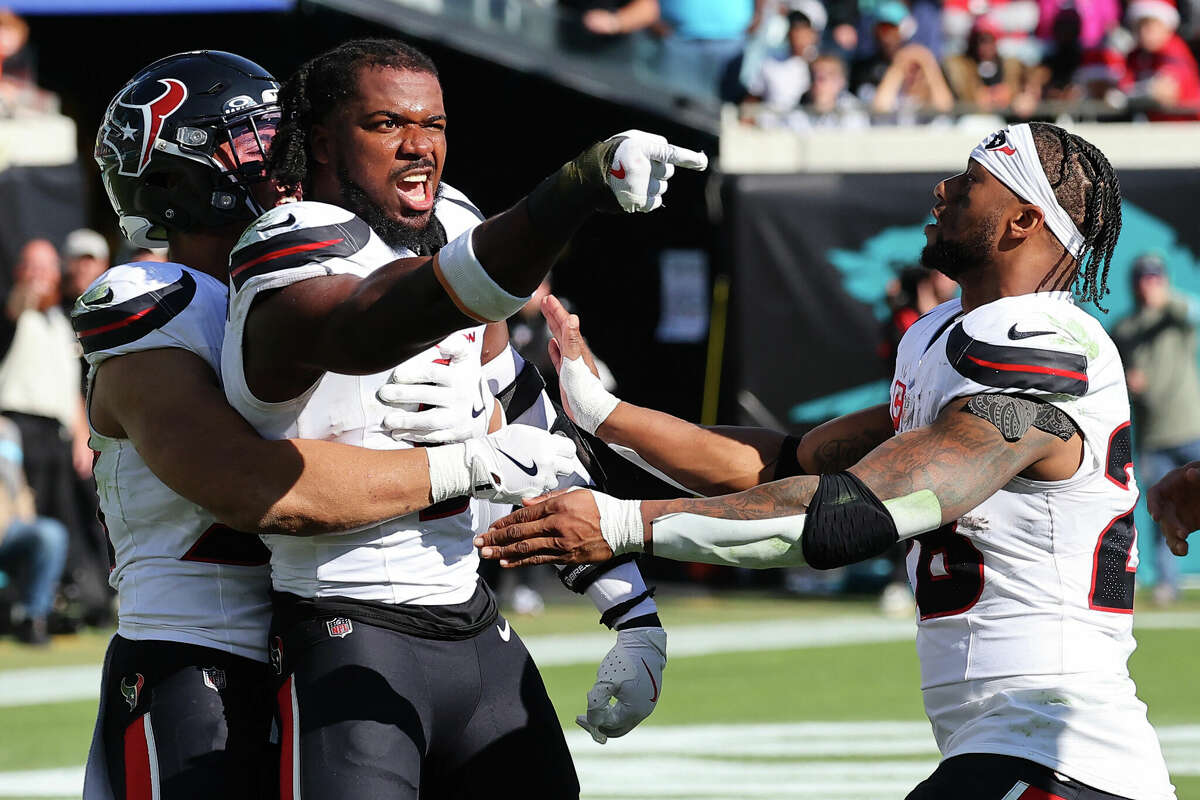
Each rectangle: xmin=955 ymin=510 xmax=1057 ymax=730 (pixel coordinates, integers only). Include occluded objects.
xmin=230 ymin=201 xmax=373 ymax=291
xmin=947 ymin=298 xmax=1092 ymax=397
xmin=71 ymin=262 xmax=199 ymax=355
xmin=437 ymin=182 xmax=485 ymax=223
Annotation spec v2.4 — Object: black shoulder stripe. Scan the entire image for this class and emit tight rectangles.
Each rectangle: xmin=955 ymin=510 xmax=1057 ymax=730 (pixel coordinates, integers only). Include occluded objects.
xmin=441 ymin=195 xmax=485 ymax=222
xmin=946 ymin=323 xmax=1088 ymax=396
xmin=229 ymin=216 xmax=372 ymax=291
xmin=73 ymin=272 xmax=197 ymax=355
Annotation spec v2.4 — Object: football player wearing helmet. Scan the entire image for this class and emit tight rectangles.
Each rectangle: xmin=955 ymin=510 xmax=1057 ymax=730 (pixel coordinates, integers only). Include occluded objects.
xmin=479 ymin=124 xmax=1177 ymax=800
xmin=222 ymin=38 xmax=703 ymax=800
xmin=81 ymin=51 xmax=576 ymax=800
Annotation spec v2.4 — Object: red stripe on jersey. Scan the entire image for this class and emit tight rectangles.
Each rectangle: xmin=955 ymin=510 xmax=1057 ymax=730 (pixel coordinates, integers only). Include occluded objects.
xmin=230 ymin=237 xmax=345 ymax=278
xmin=278 ymin=677 xmax=296 ymax=800
xmin=75 ymin=304 xmax=157 ymax=338
xmin=1019 ymin=788 xmax=1069 ymax=800
xmin=965 ymin=354 xmax=1088 ymax=383
xmin=123 ymin=716 xmax=154 ymax=800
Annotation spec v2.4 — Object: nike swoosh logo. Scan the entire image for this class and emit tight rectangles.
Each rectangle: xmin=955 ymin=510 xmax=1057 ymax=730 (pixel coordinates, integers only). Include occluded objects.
xmin=641 ymin=658 xmax=659 ymax=702
xmin=471 ymin=404 xmax=486 ymax=418
xmin=609 ymin=162 xmax=626 ymax=180
xmin=1007 ymin=324 xmax=1057 ymax=340
xmin=497 ymin=619 xmax=511 ymax=642
xmin=259 ymin=213 xmax=296 ymax=232
xmin=497 ymin=448 xmax=538 ymax=476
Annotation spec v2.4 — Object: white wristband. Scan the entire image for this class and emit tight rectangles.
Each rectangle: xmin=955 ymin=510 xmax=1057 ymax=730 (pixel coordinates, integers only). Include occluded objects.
xmin=560 ymin=355 xmax=620 ymax=435
xmin=594 ymin=491 xmax=644 ymax=555
xmin=435 ymin=225 xmax=530 ymax=323
xmin=585 ymin=560 xmax=657 ymax=626
xmin=425 ymin=443 xmax=471 ymax=504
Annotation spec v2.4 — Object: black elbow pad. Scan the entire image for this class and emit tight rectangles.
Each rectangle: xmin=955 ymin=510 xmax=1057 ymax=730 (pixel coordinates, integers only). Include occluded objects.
xmin=801 ymin=472 xmax=899 ymax=570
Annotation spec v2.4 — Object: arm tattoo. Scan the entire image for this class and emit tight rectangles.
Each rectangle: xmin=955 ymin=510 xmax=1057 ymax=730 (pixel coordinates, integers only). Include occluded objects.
xmin=809 ymin=434 xmax=884 ymax=473
xmin=963 ymin=394 xmax=1078 ymax=443
xmin=652 ymin=475 xmax=820 ymax=521
xmin=849 ymin=406 xmax=1046 ymax=522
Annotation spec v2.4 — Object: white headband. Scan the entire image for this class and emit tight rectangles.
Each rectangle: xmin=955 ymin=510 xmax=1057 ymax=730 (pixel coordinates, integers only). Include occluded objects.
xmin=969 ymin=124 xmax=1085 ymax=259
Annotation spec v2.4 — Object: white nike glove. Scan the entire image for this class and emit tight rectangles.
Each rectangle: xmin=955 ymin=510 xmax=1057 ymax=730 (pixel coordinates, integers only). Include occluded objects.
xmin=577 ymin=626 xmax=667 ymax=744
xmin=604 ymin=130 xmax=708 ymax=213
xmin=427 ymin=425 xmax=578 ymax=505
xmin=377 ymin=336 xmax=492 ymax=444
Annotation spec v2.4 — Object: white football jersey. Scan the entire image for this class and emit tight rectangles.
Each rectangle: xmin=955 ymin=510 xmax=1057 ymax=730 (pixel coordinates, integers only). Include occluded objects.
xmin=73 ymin=262 xmax=272 ymax=662
xmin=222 ymin=185 xmax=489 ymax=605
xmin=892 ymin=291 xmax=1173 ymax=799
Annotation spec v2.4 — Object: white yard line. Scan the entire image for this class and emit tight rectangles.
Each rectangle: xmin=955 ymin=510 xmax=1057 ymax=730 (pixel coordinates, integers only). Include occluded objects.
xmin=0 ymin=664 xmax=100 ymax=708
xmin=8 ymin=720 xmax=1200 ymax=800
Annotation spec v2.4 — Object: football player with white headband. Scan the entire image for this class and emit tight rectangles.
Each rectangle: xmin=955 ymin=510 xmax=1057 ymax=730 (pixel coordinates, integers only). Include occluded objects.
xmin=223 ymin=38 xmax=705 ymax=800
xmin=479 ymin=123 xmax=1176 ymax=800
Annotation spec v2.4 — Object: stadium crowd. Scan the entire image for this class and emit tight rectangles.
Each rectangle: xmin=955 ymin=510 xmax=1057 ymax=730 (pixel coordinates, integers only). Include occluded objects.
xmin=561 ymin=0 xmax=1200 ymax=126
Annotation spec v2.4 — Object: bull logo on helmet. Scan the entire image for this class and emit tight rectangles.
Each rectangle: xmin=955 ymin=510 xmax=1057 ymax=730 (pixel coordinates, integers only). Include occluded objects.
xmin=97 ymin=78 xmax=189 ymax=178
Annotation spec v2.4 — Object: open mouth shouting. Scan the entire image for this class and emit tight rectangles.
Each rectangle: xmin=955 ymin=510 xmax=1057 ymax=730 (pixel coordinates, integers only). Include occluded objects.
xmin=396 ymin=168 xmax=435 ymax=214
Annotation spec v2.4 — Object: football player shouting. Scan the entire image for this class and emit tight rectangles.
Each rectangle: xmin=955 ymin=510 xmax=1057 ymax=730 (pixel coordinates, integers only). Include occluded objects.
xmin=80 ymin=51 xmax=577 ymax=800
xmin=223 ymin=38 xmax=705 ymax=800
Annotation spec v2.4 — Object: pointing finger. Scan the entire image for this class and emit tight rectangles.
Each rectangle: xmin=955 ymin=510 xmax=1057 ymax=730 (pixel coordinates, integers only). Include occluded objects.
xmin=664 ymin=145 xmax=708 ymax=171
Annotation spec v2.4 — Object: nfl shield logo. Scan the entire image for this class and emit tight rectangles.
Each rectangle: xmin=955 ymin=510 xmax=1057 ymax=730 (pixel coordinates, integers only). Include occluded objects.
xmin=326 ymin=618 xmax=354 ymax=638
xmin=202 ymin=667 xmax=226 ymax=692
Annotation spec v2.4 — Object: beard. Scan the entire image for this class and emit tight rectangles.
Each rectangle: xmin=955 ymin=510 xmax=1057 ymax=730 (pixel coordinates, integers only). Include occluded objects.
xmin=919 ymin=212 xmax=998 ymax=280
xmin=336 ymin=165 xmax=445 ymax=254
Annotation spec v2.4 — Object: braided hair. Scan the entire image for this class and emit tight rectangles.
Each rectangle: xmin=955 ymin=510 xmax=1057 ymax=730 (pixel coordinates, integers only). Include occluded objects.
xmin=268 ymin=38 xmax=438 ymax=194
xmin=1028 ymin=122 xmax=1122 ymax=311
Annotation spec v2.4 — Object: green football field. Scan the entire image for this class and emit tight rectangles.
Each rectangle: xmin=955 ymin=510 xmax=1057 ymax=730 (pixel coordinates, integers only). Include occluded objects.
xmin=1 ymin=589 xmax=1197 ymax=799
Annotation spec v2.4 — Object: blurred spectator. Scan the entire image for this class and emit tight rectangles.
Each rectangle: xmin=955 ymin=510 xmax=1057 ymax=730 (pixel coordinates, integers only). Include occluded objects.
xmin=655 ymin=0 xmax=761 ymax=97
xmin=1122 ymin=0 xmax=1200 ymax=118
xmin=61 ymin=228 xmax=109 ymax=306
xmin=0 ymin=9 xmax=32 ymax=85
xmin=1019 ymin=7 xmax=1086 ymax=110
xmin=945 ymin=15 xmax=1029 ymax=109
xmin=803 ymin=53 xmax=871 ymax=126
xmin=1035 ymin=0 xmax=1119 ymax=49
xmin=0 ymin=239 xmax=108 ymax=627
xmin=881 ymin=266 xmax=958 ymax=367
xmin=853 ymin=1 xmax=954 ymax=115
xmin=559 ymin=0 xmax=660 ymax=53
xmin=740 ymin=0 xmax=827 ymax=95
xmin=1113 ymin=253 xmax=1200 ymax=606
xmin=0 ymin=416 xmax=67 ymax=646
xmin=744 ymin=8 xmax=824 ymax=111
xmin=944 ymin=0 xmax=1041 ymax=64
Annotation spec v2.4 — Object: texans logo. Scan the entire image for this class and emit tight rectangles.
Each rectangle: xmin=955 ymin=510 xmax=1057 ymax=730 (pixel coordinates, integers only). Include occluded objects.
xmin=984 ymin=130 xmax=1016 ymax=157
xmin=98 ymin=78 xmax=189 ymax=178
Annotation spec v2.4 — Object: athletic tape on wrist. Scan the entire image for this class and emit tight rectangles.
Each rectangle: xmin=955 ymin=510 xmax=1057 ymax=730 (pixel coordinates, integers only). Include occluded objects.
xmin=595 ymin=492 xmax=644 ymax=555
xmin=425 ymin=443 xmax=472 ymax=504
xmin=434 ymin=225 xmax=530 ymax=323
xmin=560 ymin=355 xmax=619 ymax=435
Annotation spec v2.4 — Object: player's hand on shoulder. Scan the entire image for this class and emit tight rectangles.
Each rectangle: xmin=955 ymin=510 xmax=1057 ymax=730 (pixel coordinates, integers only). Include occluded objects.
xmin=578 ymin=625 xmax=667 ymax=743
xmin=464 ymin=425 xmax=577 ymax=504
xmin=602 ymin=130 xmax=708 ymax=213
xmin=378 ymin=336 xmax=493 ymax=444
